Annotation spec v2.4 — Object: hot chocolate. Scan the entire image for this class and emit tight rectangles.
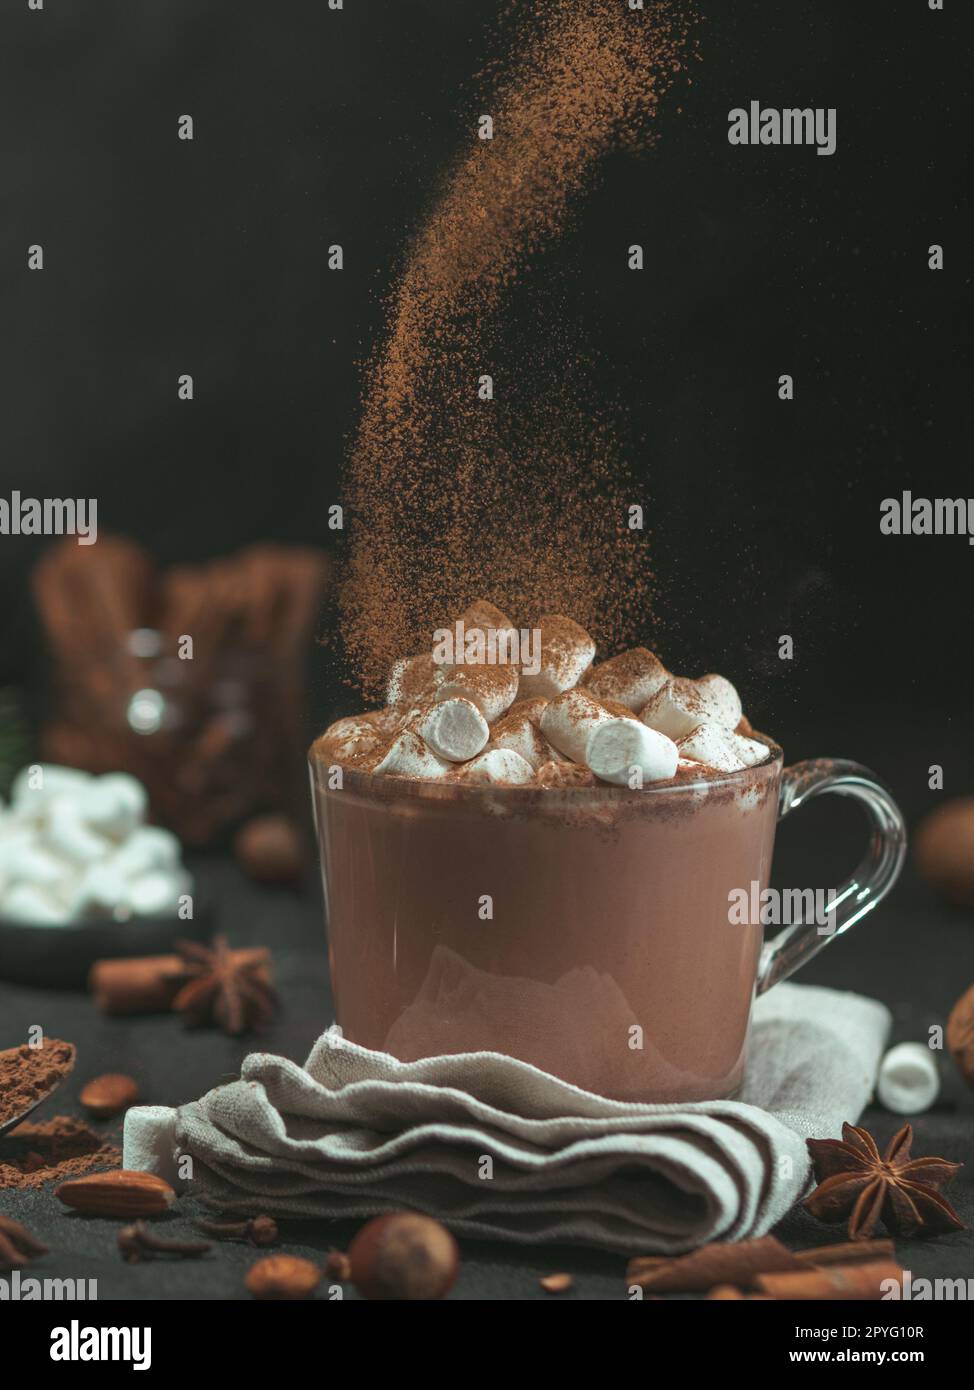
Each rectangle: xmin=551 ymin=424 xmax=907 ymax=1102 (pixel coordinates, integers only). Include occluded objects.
xmin=310 ymin=600 xmax=779 ymax=1101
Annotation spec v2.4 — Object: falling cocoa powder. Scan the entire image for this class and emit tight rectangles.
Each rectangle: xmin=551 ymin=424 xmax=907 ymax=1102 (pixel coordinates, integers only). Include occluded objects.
xmin=340 ymin=0 xmax=698 ymax=695
xmin=0 ymin=1116 xmax=121 ymax=1191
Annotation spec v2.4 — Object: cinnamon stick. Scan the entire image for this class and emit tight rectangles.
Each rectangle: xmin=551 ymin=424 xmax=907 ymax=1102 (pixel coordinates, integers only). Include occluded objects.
xmin=89 ymin=950 xmax=270 ymax=1016
xmin=755 ymin=1260 xmax=904 ymax=1301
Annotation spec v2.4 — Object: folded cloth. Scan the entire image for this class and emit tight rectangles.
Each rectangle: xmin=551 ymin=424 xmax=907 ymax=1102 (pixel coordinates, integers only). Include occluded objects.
xmin=133 ymin=982 xmax=889 ymax=1255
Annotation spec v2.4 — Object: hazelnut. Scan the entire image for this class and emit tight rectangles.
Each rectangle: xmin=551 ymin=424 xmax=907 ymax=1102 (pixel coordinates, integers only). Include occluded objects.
xmin=914 ymin=799 xmax=974 ymax=906
xmin=347 ymin=1212 xmax=459 ymax=1300
xmin=947 ymin=981 xmax=974 ymax=1088
xmin=79 ymin=1073 xmax=140 ymax=1118
xmin=234 ymin=815 xmax=305 ymax=886
xmin=244 ymin=1254 xmax=322 ymax=1300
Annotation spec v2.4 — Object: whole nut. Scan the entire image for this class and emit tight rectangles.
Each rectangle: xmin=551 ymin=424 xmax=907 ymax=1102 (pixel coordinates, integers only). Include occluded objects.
xmin=80 ymin=1073 xmax=140 ymax=1118
xmin=56 ymin=1170 xmax=176 ymax=1218
xmin=245 ymin=1254 xmax=322 ymax=1300
xmin=347 ymin=1212 xmax=459 ymax=1300
xmin=234 ymin=815 xmax=304 ymax=886
xmin=947 ymin=981 xmax=974 ymax=1088
xmin=914 ymin=799 xmax=974 ymax=906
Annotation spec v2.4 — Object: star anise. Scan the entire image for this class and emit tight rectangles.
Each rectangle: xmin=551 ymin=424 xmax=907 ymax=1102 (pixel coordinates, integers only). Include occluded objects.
xmin=805 ymin=1122 xmax=965 ymax=1241
xmin=170 ymin=936 xmax=277 ymax=1036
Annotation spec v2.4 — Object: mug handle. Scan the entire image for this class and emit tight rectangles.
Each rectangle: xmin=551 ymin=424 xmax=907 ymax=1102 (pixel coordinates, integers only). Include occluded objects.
xmin=756 ymin=759 xmax=907 ymax=995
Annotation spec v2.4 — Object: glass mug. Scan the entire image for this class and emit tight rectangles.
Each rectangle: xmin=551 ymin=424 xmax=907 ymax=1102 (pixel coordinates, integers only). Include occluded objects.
xmin=309 ymin=745 xmax=905 ymax=1102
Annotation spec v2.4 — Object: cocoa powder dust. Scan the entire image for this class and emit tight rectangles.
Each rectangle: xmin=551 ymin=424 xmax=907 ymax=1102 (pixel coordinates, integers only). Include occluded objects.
xmin=340 ymin=0 xmax=699 ymax=696
xmin=0 ymin=1117 xmax=121 ymax=1191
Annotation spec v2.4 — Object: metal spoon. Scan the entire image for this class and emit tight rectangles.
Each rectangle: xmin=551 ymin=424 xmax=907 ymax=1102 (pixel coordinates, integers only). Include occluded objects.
xmin=0 ymin=1042 xmax=76 ymax=1137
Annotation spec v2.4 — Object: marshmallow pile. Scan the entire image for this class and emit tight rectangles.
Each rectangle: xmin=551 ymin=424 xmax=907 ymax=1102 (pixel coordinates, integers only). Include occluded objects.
xmin=318 ymin=600 xmax=769 ymax=789
xmin=0 ymin=766 xmax=191 ymax=925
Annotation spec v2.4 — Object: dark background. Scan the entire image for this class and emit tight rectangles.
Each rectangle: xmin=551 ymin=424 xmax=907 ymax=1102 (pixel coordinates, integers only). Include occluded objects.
xmin=0 ymin=0 xmax=972 ymax=791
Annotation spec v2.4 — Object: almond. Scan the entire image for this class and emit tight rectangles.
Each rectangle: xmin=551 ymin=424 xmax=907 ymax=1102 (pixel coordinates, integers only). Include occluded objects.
xmin=245 ymin=1254 xmax=322 ymax=1300
xmin=539 ymin=1272 xmax=574 ymax=1293
xmin=55 ymin=1170 xmax=176 ymax=1217
xmin=80 ymin=1073 xmax=140 ymax=1118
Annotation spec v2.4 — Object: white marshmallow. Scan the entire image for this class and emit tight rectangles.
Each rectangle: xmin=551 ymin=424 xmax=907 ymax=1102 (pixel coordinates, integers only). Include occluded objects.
xmin=490 ymin=709 xmax=563 ymax=770
xmin=696 ymin=674 xmax=743 ymax=730
xmin=65 ymin=861 xmax=133 ymax=919
xmin=640 ymin=674 xmax=745 ymax=740
xmin=439 ymin=600 xmax=520 ymax=672
xmin=0 ymin=881 xmax=66 ymax=924
xmin=372 ymin=730 xmax=452 ymax=780
xmin=318 ymin=713 xmax=387 ymax=764
xmin=584 ymin=648 xmax=669 ymax=712
xmin=877 ymin=1043 xmax=940 ymax=1115
xmin=45 ymin=797 xmax=111 ymax=864
xmin=127 ymin=870 xmax=190 ymax=918
xmin=78 ymin=774 xmax=148 ymax=840
xmin=585 ymin=719 xmax=679 ymax=786
xmin=110 ymin=826 xmax=181 ymax=879
xmin=516 ymin=615 xmax=596 ymax=700
xmin=454 ymin=748 xmax=535 ymax=785
xmin=435 ymin=664 xmax=519 ymax=723
xmin=123 ymin=1106 xmax=184 ymax=1189
xmin=539 ymin=689 xmax=613 ymax=764
xmin=387 ymin=654 xmax=445 ymax=708
xmin=1 ymin=838 xmax=71 ymax=889
xmin=677 ymin=724 xmax=768 ymax=773
xmin=639 ymin=678 xmax=721 ymax=739
xmin=408 ymin=698 xmax=489 ymax=762
xmin=10 ymin=765 xmax=92 ymax=819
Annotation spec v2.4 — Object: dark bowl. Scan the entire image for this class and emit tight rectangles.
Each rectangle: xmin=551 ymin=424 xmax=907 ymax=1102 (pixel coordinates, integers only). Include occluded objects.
xmin=0 ymin=900 xmax=213 ymax=989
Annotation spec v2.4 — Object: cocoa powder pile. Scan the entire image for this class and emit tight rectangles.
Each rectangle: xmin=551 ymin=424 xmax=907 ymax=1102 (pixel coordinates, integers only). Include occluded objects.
xmin=340 ymin=0 xmax=698 ymax=695
xmin=0 ymin=1037 xmax=75 ymax=1129
xmin=0 ymin=1116 xmax=121 ymax=1191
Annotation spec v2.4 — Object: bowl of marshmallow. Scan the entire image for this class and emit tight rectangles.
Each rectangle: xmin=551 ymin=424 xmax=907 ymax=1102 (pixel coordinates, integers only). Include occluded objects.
xmin=0 ymin=764 xmax=205 ymax=986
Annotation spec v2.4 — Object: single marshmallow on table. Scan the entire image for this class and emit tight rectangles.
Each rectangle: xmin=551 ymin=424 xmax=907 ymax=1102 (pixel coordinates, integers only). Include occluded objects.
xmin=387 ymin=653 xmax=445 ymax=708
xmin=539 ymin=689 xmax=615 ymax=764
xmin=123 ymin=1106 xmax=184 ymax=1189
xmin=516 ymin=615 xmax=596 ymax=701
xmin=490 ymin=708 xmax=563 ymax=771
xmin=440 ymin=600 xmax=520 ymax=672
xmin=876 ymin=1042 xmax=940 ymax=1115
xmin=454 ymin=747 xmax=535 ymax=785
xmin=407 ymin=698 xmax=489 ymax=762
xmin=585 ymin=718 xmax=679 ymax=787
xmin=435 ymin=664 xmax=519 ymax=724
xmin=584 ymin=647 xmax=669 ymax=713
xmin=372 ymin=729 xmax=452 ymax=781
xmin=677 ymin=723 xmax=767 ymax=773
